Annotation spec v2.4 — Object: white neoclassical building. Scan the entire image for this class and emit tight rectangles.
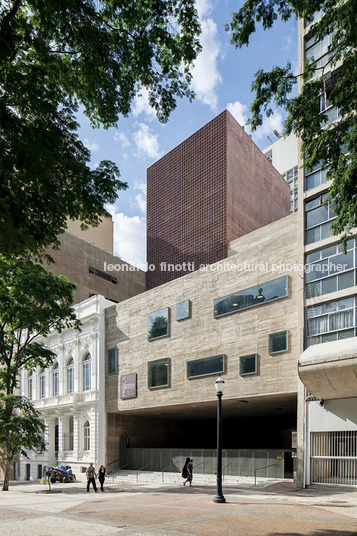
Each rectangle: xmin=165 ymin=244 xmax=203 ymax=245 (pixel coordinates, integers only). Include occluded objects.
xmin=20 ymin=295 xmax=113 ymax=481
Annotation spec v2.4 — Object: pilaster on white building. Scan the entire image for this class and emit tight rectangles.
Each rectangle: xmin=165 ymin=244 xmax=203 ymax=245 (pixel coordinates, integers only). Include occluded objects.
xmin=19 ymin=295 xmax=113 ymax=481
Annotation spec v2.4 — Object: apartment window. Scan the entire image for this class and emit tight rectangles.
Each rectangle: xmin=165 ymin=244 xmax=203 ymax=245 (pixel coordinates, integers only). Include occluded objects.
xmin=107 ymin=348 xmax=118 ymax=374
xmin=240 ymin=354 xmax=258 ymax=376
xmin=147 ymin=307 xmax=169 ymax=341
xmin=40 ymin=369 xmax=46 ymax=399
xmin=89 ymin=266 xmax=117 ymax=285
xmin=305 ymin=194 xmax=336 ymax=244
xmin=82 ymin=353 xmax=91 ymax=392
xmin=305 ymin=161 xmax=330 ymax=191
xmin=269 ymin=331 xmax=288 ymax=354
xmin=187 ymin=355 xmax=225 ymax=379
xmin=214 ymin=276 xmax=288 ymax=318
xmin=148 ymin=358 xmax=170 ymax=389
xmin=66 ymin=357 xmax=74 ymax=394
xmin=52 ymin=362 xmax=59 ymax=396
xmin=176 ymin=300 xmax=191 ymax=321
xmin=305 ymin=240 xmax=355 ymax=298
xmin=83 ymin=421 xmax=90 ymax=451
xmin=305 ymin=31 xmax=335 ymax=73
xmin=27 ymin=373 xmax=33 ymax=401
xmin=306 ymin=297 xmax=356 ymax=346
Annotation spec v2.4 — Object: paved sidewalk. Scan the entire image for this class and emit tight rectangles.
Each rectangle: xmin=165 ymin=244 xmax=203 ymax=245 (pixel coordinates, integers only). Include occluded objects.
xmin=1 ymin=480 xmax=357 ymax=536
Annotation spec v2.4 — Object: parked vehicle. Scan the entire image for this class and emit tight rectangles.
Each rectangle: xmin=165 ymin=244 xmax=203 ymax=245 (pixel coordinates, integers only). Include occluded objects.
xmin=49 ymin=465 xmax=77 ymax=483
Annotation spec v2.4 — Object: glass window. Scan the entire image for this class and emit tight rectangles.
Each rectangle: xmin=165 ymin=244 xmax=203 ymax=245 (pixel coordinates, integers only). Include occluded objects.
xmin=176 ymin=300 xmax=191 ymax=321
xmin=187 ymin=355 xmax=225 ymax=379
xmin=40 ymin=369 xmax=46 ymax=399
xmin=214 ymin=276 xmax=288 ymax=318
xmin=240 ymin=354 xmax=258 ymax=376
xmin=52 ymin=362 xmax=59 ymax=397
xmin=89 ymin=266 xmax=117 ymax=284
xmin=66 ymin=357 xmax=74 ymax=394
xmin=83 ymin=421 xmax=90 ymax=451
xmin=268 ymin=331 xmax=288 ymax=354
xmin=339 ymin=271 xmax=354 ymax=290
xmin=28 ymin=373 xmax=33 ymax=401
xmin=82 ymin=353 xmax=91 ymax=392
xmin=108 ymin=348 xmax=118 ymax=374
xmin=306 ymin=297 xmax=356 ymax=346
xmin=147 ymin=307 xmax=170 ymax=340
xmin=148 ymin=358 xmax=170 ymax=389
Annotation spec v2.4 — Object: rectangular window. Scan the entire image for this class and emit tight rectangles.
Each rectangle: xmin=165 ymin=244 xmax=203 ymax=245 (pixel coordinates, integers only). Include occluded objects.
xmin=52 ymin=371 xmax=59 ymax=396
xmin=108 ymin=348 xmax=118 ymax=374
xmin=214 ymin=276 xmax=288 ymax=318
xmin=176 ymin=300 xmax=191 ymax=321
xmin=89 ymin=266 xmax=117 ymax=285
xmin=40 ymin=374 xmax=46 ymax=399
xmin=269 ymin=331 xmax=288 ymax=354
xmin=305 ymin=194 xmax=336 ymax=245
xmin=187 ymin=355 xmax=225 ymax=379
xmin=28 ymin=376 xmax=33 ymax=401
xmin=240 ymin=354 xmax=258 ymax=376
xmin=148 ymin=358 xmax=170 ymax=389
xmin=147 ymin=307 xmax=169 ymax=341
xmin=306 ymin=297 xmax=356 ymax=346
xmin=67 ymin=367 xmax=74 ymax=394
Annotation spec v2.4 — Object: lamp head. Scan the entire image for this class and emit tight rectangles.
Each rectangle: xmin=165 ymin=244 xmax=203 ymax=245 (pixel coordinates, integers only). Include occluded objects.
xmin=215 ymin=376 xmax=225 ymax=395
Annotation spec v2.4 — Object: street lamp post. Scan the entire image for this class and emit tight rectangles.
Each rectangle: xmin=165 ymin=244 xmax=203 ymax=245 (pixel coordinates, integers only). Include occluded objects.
xmin=213 ymin=376 xmax=226 ymax=503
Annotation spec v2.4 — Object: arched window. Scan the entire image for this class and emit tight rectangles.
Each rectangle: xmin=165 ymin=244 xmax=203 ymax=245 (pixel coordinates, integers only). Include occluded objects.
xmin=27 ymin=372 xmax=33 ymax=400
xmin=82 ymin=353 xmax=91 ymax=392
xmin=52 ymin=362 xmax=59 ymax=396
xmin=40 ymin=368 xmax=46 ymax=399
xmin=66 ymin=357 xmax=74 ymax=394
xmin=83 ymin=420 xmax=90 ymax=451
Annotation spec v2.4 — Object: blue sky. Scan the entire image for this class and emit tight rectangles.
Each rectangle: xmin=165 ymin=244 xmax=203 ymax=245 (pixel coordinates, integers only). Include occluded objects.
xmin=77 ymin=0 xmax=297 ymax=269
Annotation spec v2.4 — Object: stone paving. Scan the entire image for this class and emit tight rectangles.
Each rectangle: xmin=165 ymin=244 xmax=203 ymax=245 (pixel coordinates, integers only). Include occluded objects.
xmin=1 ymin=480 xmax=357 ymax=536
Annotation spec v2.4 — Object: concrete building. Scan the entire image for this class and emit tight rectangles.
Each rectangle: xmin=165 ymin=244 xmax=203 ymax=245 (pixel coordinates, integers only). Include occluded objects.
xmin=105 ymin=213 xmax=301 ymax=478
xmin=296 ymin=10 xmax=357 ymax=487
xmin=66 ymin=211 xmax=114 ymax=254
xmin=147 ymin=110 xmax=290 ymax=289
xmin=19 ymin=296 xmax=113 ymax=481
xmin=262 ymin=133 xmax=299 ymax=214
xmin=46 ymin=230 xmax=146 ymax=305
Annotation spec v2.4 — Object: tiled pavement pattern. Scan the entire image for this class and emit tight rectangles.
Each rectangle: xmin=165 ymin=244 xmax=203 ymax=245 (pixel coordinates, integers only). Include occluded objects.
xmin=1 ymin=481 xmax=357 ymax=536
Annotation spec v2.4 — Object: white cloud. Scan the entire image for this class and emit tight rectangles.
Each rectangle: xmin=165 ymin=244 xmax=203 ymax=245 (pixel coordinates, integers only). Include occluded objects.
xmin=114 ymin=131 xmax=131 ymax=148
xmin=106 ymin=205 xmax=146 ymax=269
xmin=133 ymin=123 xmax=163 ymax=159
xmin=191 ymin=17 xmax=222 ymax=110
xmin=133 ymin=88 xmax=157 ymax=120
xmin=227 ymin=100 xmax=284 ymax=145
xmin=227 ymin=101 xmax=248 ymax=127
xmin=252 ymin=112 xmax=284 ymax=143
xmin=84 ymin=138 xmax=99 ymax=152
xmin=195 ymin=0 xmax=213 ymax=17
xmin=134 ymin=182 xmax=146 ymax=213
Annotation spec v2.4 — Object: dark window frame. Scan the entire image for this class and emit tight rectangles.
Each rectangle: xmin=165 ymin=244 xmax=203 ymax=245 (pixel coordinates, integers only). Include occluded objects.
xmin=187 ymin=354 xmax=225 ymax=379
xmin=239 ymin=354 xmax=258 ymax=376
xmin=268 ymin=331 xmax=289 ymax=355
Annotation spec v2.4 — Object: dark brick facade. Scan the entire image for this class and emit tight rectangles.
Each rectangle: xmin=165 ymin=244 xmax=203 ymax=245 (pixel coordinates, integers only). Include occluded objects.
xmin=147 ymin=110 xmax=290 ymax=289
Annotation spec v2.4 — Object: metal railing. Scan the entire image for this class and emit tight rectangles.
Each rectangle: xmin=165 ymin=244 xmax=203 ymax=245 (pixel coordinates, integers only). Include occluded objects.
xmin=254 ymin=464 xmax=277 ymax=486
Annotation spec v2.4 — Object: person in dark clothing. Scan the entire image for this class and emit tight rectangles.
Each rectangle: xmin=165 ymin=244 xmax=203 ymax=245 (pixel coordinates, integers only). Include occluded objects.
xmin=98 ymin=465 xmax=106 ymax=491
xmin=86 ymin=462 xmax=98 ymax=492
xmin=183 ymin=458 xmax=193 ymax=486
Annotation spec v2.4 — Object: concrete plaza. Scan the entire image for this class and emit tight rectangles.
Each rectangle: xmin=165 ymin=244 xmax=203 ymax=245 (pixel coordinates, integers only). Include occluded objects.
xmin=1 ymin=480 xmax=357 ymax=536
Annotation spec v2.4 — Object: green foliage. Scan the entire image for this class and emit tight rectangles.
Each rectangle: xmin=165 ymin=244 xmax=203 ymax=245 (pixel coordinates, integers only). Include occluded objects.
xmin=0 ymin=0 xmax=201 ymax=256
xmin=0 ymin=255 xmax=80 ymax=489
xmin=226 ymin=0 xmax=357 ymax=240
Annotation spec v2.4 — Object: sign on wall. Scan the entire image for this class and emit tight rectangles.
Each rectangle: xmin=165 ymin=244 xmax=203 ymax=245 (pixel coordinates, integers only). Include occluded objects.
xmin=121 ymin=373 xmax=137 ymax=399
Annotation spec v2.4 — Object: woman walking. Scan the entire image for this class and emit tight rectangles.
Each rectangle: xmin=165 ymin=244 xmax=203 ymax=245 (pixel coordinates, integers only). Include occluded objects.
xmin=98 ymin=465 xmax=106 ymax=492
xmin=183 ymin=458 xmax=193 ymax=487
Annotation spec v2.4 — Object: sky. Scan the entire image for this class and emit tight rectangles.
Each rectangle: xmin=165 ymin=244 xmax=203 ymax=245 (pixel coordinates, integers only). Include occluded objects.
xmin=77 ymin=0 xmax=298 ymax=270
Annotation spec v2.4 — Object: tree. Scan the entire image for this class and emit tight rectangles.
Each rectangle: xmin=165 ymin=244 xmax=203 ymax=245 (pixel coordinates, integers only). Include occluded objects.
xmin=0 ymin=0 xmax=201 ymax=256
xmin=0 ymin=255 xmax=80 ymax=491
xmin=148 ymin=315 xmax=168 ymax=339
xmin=226 ymin=0 xmax=357 ymax=241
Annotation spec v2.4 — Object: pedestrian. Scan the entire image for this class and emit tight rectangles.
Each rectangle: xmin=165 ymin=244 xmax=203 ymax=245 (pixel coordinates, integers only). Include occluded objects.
xmin=183 ymin=458 xmax=193 ymax=486
xmin=98 ymin=465 xmax=106 ymax=492
xmin=86 ymin=462 xmax=98 ymax=493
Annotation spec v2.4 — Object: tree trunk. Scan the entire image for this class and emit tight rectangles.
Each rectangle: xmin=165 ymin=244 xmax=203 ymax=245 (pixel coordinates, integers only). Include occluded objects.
xmin=2 ymin=460 xmax=11 ymax=491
